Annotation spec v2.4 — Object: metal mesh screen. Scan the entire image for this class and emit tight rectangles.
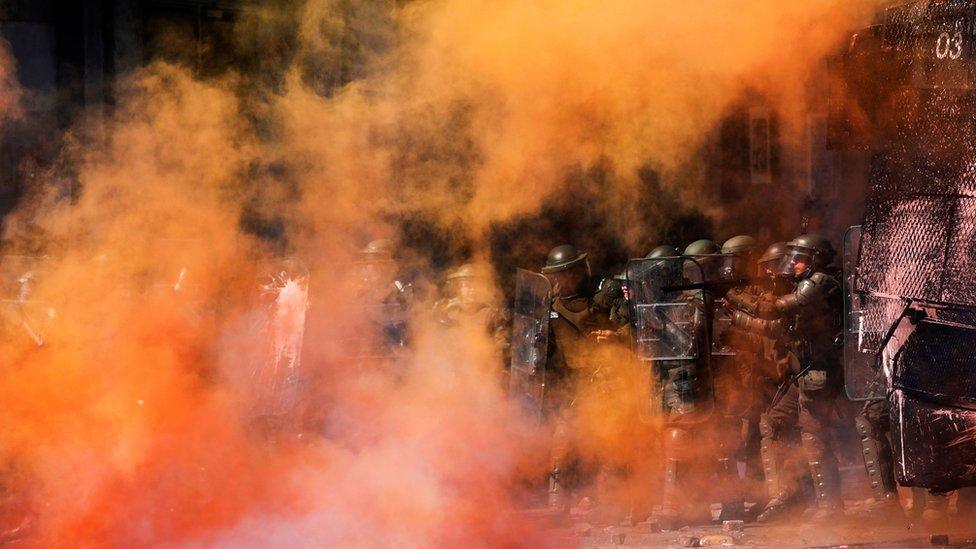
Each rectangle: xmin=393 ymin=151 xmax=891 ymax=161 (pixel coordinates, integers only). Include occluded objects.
xmin=860 ymin=197 xmax=949 ymax=300
xmin=943 ymin=196 xmax=976 ymax=303
xmin=858 ymin=86 xmax=976 ymax=307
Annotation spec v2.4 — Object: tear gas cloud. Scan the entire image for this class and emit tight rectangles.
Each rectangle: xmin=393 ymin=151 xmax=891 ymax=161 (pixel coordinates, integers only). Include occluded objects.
xmin=0 ymin=1 xmax=880 ymax=545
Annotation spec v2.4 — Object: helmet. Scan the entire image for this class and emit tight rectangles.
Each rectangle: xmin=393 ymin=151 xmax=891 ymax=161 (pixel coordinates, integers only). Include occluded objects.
xmin=683 ymin=239 xmax=721 ymax=282
xmin=720 ymin=235 xmax=757 ymax=281
xmin=786 ymin=234 xmax=836 ymax=261
xmin=542 ymin=244 xmax=589 ymax=274
xmin=759 ymin=242 xmax=788 ymax=265
xmin=357 ymin=239 xmax=397 ymax=288
xmin=646 ymin=244 xmax=680 ymax=259
xmin=359 ymin=239 xmax=395 ymax=260
xmin=779 ymin=234 xmax=835 ymax=279
xmin=721 ymin=235 xmax=757 ymax=256
xmin=446 ymin=263 xmax=488 ymax=305
xmin=683 ymin=239 xmax=720 ymax=256
xmin=757 ymin=241 xmax=787 ymax=278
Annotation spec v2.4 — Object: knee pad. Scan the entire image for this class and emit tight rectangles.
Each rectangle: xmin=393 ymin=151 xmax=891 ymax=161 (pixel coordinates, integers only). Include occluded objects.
xmin=665 ymin=427 xmax=690 ymax=455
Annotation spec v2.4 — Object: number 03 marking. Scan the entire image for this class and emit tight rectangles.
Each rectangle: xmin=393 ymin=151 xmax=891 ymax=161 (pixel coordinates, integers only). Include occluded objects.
xmin=936 ymin=32 xmax=964 ymax=60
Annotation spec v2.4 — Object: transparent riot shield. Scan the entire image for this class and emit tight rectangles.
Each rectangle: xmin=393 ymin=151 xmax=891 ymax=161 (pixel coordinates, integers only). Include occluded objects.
xmin=711 ymin=302 xmax=735 ymax=359
xmin=248 ymin=257 xmax=310 ymax=428
xmin=627 ymin=257 xmax=709 ymax=421
xmin=508 ymin=269 xmax=552 ymax=422
xmin=0 ymin=256 xmax=55 ymax=347
xmin=338 ymin=253 xmax=413 ymax=369
xmin=844 ymin=226 xmax=901 ymax=400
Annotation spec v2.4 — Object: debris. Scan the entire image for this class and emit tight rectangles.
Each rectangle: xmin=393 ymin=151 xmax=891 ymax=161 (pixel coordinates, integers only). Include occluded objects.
xmin=699 ymin=534 xmax=736 ymax=546
xmin=611 ymin=532 xmax=626 ymax=545
xmin=930 ymin=534 xmax=950 ymax=546
xmin=679 ymin=535 xmax=701 ymax=547
xmin=722 ymin=520 xmax=744 ymax=533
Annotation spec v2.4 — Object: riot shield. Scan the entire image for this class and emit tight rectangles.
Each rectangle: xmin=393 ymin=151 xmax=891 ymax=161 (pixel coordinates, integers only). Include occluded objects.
xmin=336 ymin=252 xmax=414 ymax=369
xmin=341 ymin=301 xmax=410 ymax=365
xmin=0 ymin=256 xmax=55 ymax=347
xmin=843 ymin=226 xmax=901 ymax=400
xmin=508 ymin=269 xmax=551 ymax=421
xmin=248 ymin=257 xmax=310 ymax=429
xmin=627 ymin=257 xmax=708 ymax=421
xmin=710 ymin=303 xmax=735 ymax=358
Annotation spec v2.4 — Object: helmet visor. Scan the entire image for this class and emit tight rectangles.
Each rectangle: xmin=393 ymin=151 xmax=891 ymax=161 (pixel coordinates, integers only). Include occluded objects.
xmin=682 ymin=258 xmax=703 ymax=284
xmin=546 ymin=260 xmax=591 ymax=297
xmin=757 ymin=258 xmax=781 ymax=278
xmin=778 ymin=249 xmax=814 ymax=278
xmin=720 ymin=255 xmax=746 ymax=281
xmin=448 ymin=276 xmax=487 ymax=305
xmin=688 ymin=255 xmax=723 ymax=283
xmin=359 ymin=259 xmax=396 ymax=287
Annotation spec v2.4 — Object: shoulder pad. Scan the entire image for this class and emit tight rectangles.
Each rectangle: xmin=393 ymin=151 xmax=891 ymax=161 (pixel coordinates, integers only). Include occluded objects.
xmin=808 ymin=271 xmax=840 ymax=287
xmin=796 ymin=272 xmax=840 ymax=302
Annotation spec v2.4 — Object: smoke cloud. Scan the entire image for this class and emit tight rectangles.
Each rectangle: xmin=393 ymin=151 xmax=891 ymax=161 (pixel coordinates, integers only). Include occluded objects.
xmin=0 ymin=37 xmax=19 ymax=121
xmin=0 ymin=1 xmax=882 ymax=545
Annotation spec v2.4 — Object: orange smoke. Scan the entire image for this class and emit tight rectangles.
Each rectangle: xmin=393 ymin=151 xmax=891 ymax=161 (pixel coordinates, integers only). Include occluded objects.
xmin=0 ymin=1 xmax=884 ymax=545
xmin=281 ymin=0 xmax=881 ymax=249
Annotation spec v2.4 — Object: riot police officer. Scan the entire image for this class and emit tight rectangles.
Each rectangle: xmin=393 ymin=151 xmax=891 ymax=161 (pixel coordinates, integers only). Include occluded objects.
xmin=540 ymin=244 xmax=602 ymax=514
xmin=727 ymin=241 xmax=801 ymax=520
xmin=435 ymin=262 xmax=509 ymax=350
xmin=716 ymin=236 xmax=765 ymax=505
xmin=355 ymin=239 xmax=413 ymax=358
xmin=654 ymin=239 xmax=721 ymax=528
xmin=728 ymin=235 xmax=844 ymax=522
xmin=711 ymin=236 xmax=762 ymax=520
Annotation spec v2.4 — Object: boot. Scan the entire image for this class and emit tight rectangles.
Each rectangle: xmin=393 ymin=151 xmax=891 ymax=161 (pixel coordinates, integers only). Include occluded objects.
xmin=854 ymin=415 xmax=902 ymax=520
xmin=756 ymin=418 xmax=797 ymax=523
xmin=717 ymin=456 xmax=746 ymax=521
xmin=802 ymin=432 xmax=843 ymax=522
xmin=757 ymin=491 xmax=796 ymax=523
